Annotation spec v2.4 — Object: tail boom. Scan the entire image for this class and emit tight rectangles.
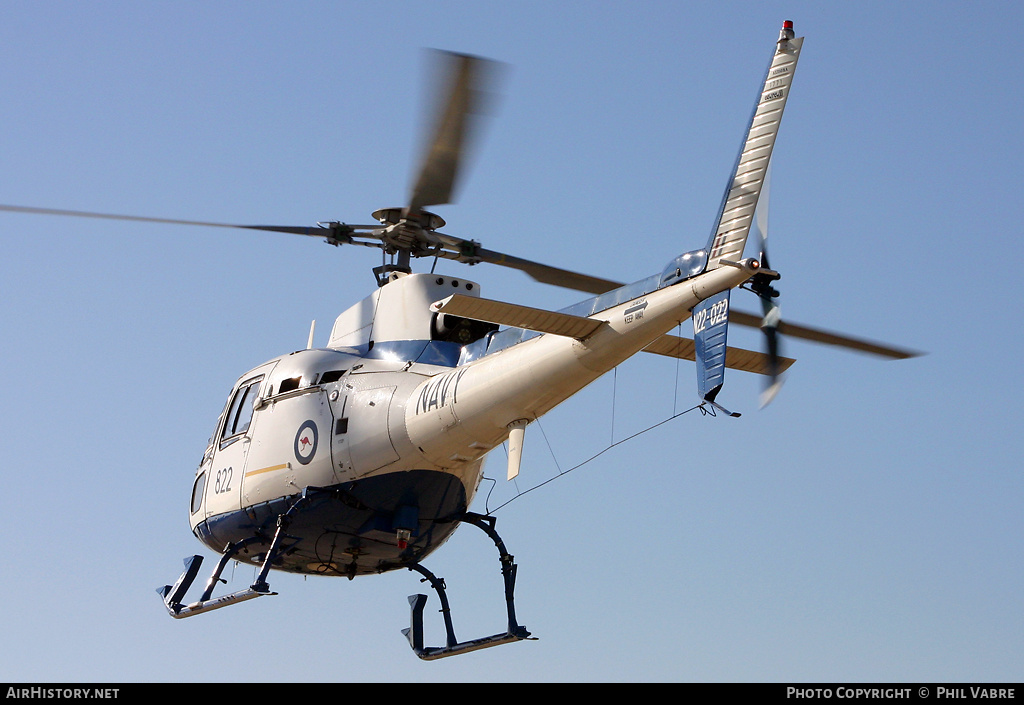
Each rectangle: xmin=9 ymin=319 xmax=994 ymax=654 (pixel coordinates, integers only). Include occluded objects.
xmin=404 ymin=263 xmax=756 ymax=464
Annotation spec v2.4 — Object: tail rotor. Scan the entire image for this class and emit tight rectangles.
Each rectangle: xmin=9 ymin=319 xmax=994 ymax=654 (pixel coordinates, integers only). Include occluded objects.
xmin=749 ymin=163 xmax=785 ymax=407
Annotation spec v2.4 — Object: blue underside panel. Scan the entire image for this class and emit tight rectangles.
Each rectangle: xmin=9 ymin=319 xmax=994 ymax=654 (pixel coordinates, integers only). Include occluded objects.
xmin=193 ymin=468 xmax=468 ymax=577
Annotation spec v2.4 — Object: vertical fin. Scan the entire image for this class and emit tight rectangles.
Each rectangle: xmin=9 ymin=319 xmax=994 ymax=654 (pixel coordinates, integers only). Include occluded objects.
xmin=705 ymin=23 xmax=803 ymax=271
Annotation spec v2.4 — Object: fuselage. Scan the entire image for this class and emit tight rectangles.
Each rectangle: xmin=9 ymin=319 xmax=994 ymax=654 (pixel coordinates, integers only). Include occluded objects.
xmin=187 ymin=264 xmax=752 ymax=578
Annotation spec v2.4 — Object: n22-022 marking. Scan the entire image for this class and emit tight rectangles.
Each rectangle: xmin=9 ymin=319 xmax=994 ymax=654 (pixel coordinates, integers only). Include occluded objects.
xmin=692 ymin=297 xmax=729 ymax=335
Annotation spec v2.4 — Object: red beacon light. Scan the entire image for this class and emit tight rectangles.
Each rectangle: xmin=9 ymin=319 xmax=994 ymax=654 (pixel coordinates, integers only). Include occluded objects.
xmin=779 ymin=20 xmax=796 ymax=42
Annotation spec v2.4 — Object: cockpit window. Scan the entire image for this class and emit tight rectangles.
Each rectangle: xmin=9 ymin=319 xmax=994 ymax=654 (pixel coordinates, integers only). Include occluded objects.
xmin=220 ymin=377 xmax=262 ymax=443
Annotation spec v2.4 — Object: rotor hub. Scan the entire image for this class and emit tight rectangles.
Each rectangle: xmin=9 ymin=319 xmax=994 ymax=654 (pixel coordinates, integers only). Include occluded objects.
xmin=372 ymin=208 xmax=445 ymax=231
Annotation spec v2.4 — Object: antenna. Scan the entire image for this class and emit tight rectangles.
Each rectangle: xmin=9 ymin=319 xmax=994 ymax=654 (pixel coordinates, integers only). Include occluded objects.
xmin=307 ymin=320 xmax=316 ymax=350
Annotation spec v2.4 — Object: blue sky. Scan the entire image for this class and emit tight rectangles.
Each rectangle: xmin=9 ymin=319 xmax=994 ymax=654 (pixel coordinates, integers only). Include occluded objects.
xmin=1 ymin=1 xmax=1021 ymax=683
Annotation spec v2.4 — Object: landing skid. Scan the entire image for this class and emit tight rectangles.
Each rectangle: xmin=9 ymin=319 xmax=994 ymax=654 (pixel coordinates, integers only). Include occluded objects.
xmin=158 ymin=489 xmax=319 ymax=618
xmin=158 ymin=495 xmax=534 ymax=661
xmin=401 ymin=512 xmax=534 ymax=660
xmin=157 ymin=536 xmax=276 ymax=618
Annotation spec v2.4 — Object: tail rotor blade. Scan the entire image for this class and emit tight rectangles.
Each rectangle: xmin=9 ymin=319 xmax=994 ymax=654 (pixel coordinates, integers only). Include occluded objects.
xmin=751 ymin=160 xmax=784 ymax=406
xmin=758 ymin=294 xmax=784 ymax=407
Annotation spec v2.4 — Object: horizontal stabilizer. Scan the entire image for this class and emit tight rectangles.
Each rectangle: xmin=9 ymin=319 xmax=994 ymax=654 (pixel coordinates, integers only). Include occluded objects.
xmin=643 ymin=332 xmax=795 ymax=376
xmin=435 ymin=293 xmax=798 ymax=376
xmin=431 ymin=293 xmax=606 ymax=339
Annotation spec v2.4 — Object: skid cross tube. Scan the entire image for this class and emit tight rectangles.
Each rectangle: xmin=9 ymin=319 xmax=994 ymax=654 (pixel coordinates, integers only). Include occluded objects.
xmin=401 ymin=512 xmax=533 ymax=660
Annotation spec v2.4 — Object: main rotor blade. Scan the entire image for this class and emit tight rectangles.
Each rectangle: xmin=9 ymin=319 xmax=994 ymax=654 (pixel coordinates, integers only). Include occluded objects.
xmin=642 ymin=332 xmax=795 ymax=376
xmin=729 ymin=309 xmax=921 ymax=359
xmin=471 ymin=246 xmax=624 ymax=294
xmin=408 ymin=52 xmax=502 ymax=213
xmin=0 ymin=209 xmax=920 ymax=360
xmin=432 ymin=229 xmax=623 ymax=294
xmin=0 ymin=204 xmax=378 ymax=239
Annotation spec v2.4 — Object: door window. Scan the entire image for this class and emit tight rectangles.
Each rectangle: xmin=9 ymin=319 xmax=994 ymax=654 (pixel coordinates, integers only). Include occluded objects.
xmin=220 ymin=377 xmax=262 ymax=445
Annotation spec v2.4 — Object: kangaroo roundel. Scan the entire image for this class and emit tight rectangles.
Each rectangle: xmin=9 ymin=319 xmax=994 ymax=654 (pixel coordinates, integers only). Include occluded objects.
xmin=293 ymin=420 xmax=318 ymax=465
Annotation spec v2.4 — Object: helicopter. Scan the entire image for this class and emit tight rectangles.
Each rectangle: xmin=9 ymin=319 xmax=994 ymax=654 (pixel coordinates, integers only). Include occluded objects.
xmin=0 ymin=21 xmax=918 ymax=660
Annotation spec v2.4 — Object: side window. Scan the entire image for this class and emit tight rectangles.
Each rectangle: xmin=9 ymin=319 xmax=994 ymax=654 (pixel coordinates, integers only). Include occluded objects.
xmin=220 ymin=377 xmax=262 ymax=443
xmin=222 ymin=388 xmax=247 ymax=439
xmin=191 ymin=472 xmax=206 ymax=515
xmin=235 ymin=382 xmax=259 ymax=435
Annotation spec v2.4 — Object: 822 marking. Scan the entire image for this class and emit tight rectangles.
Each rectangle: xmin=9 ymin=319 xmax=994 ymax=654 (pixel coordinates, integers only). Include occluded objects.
xmin=214 ymin=466 xmax=233 ymax=494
